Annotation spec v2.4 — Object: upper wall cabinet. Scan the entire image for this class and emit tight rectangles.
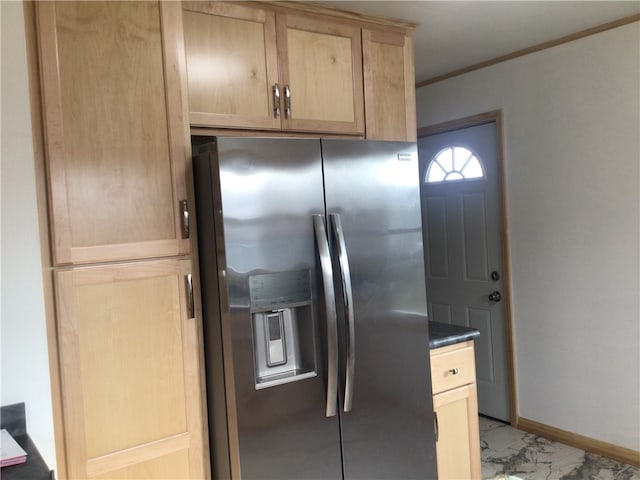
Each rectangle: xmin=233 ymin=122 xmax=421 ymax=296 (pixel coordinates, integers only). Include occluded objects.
xmin=182 ymin=2 xmax=365 ymax=135
xmin=275 ymin=13 xmax=364 ymax=134
xmin=37 ymin=1 xmax=191 ymax=265
xmin=182 ymin=2 xmax=281 ymax=130
xmin=363 ymin=29 xmax=417 ymax=142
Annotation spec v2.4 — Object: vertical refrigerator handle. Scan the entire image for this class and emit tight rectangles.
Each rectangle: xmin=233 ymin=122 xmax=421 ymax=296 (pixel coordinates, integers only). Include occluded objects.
xmin=313 ymin=215 xmax=338 ymax=417
xmin=329 ymin=214 xmax=355 ymax=412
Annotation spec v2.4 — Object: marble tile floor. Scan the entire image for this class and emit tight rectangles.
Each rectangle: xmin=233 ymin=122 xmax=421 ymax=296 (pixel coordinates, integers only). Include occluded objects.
xmin=480 ymin=416 xmax=639 ymax=480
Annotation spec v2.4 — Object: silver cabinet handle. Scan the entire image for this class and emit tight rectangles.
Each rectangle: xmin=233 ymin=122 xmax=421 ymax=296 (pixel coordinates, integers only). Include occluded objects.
xmin=284 ymin=84 xmax=291 ymax=119
xmin=185 ymin=273 xmax=194 ymax=319
xmin=329 ymin=213 xmax=355 ymax=413
xmin=273 ymin=83 xmax=281 ymax=118
xmin=434 ymin=411 xmax=439 ymax=442
xmin=313 ymin=214 xmax=338 ymax=418
xmin=180 ymin=200 xmax=190 ymax=239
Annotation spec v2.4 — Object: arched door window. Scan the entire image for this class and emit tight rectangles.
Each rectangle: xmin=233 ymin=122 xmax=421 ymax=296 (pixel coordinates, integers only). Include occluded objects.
xmin=425 ymin=146 xmax=485 ymax=183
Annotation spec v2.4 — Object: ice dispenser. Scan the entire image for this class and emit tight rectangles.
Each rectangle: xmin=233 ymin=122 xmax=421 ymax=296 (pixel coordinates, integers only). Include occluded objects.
xmin=249 ymin=270 xmax=317 ymax=389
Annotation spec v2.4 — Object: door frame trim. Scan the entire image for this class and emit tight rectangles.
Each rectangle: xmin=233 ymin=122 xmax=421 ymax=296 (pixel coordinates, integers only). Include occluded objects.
xmin=418 ymin=109 xmax=518 ymax=426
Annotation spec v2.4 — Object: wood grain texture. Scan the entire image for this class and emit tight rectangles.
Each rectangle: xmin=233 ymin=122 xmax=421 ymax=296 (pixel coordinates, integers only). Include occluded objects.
xmin=517 ymin=417 xmax=640 ymax=468
xmin=182 ymin=2 xmax=280 ymax=129
xmin=55 ymin=269 xmax=88 ymax=478
xmin=54 ymin=259 xmax=205 ymax=479
xmin=246 ymin=1 xmax=418 ymax=30
xmin=277 ymin=12 xmax=364 ymax=134
xmin=433 ymin=383 xmax=482 ymax=480
xmin=362 ymin=29 xmax=416 ymax=141
xmin=430 ymin=342 xmax=477 ymax=395
xmin=37 ymin=1 xmax=190 ymax=265
xmin=431 ymin=341 xmax=482 ymax=480
xmin=403 ymin=35 xmax=417 ymax=141
xmin=87 ymin=435 xmax=190 ymax=477
xmin=77 ymin=274 xmax=186 ymax=458
xmin=92 ymin=449 xmax=191 ymax=480
xmin=24 ymin=2 xmax=68 ymax=477
xmin=191 ymin=127 xmax=363 ymax=139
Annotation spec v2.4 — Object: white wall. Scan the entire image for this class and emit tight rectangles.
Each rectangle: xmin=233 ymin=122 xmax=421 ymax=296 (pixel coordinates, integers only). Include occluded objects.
xmin=1 ymin=1 xmax=57 ymax=470
xmin=417 ymin=22 xmax=639 ymax=450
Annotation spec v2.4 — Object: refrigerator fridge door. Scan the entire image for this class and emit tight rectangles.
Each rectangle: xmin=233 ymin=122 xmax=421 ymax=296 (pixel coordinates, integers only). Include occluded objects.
xmin=194 ymin=138 xmax=343 ymax=479
xmin=322 ymin=140 xmax=438 ymax=479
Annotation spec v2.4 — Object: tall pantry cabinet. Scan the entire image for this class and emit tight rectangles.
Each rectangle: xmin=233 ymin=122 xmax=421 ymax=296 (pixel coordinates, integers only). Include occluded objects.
xmin=35 ymin=2 xmax=208 ymax=478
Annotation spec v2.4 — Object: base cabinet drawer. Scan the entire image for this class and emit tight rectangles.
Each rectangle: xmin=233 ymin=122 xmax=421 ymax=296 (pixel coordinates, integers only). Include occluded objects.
xmin=430 ymin=343 xmax=476 ymax=394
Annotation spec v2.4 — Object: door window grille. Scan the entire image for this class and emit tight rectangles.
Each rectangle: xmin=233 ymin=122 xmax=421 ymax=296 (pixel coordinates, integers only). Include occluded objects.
xmin=425 ymin=146 xmax=485 ymax=183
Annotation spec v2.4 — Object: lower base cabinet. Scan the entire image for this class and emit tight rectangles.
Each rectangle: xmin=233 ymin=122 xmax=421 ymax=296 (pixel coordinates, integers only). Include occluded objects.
xmin=430 ymin=341 xmax=482 ymax=480
xmin=54 ymin=259 xmax=207 ymax=479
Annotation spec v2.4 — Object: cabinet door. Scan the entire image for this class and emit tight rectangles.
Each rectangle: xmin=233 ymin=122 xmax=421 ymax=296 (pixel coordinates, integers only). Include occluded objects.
xmin=182 ymin=2 xmax=280 ymax=130
xmin=277 ymin=14 xmax=365 ymax=134
xmin=363 ymin=29 xmax=417 ymax=141
xmin=433 ymin=384 xmax=482 ymax=480
xmin=37 ymin=2 xmax=191 ymax=265
xmin=55 ymin=259 xmax=206 ymax=479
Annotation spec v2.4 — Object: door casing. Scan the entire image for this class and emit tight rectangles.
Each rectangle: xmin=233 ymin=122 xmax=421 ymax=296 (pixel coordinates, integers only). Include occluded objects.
xmin=418 ymin=110 xmax=518 ymax=426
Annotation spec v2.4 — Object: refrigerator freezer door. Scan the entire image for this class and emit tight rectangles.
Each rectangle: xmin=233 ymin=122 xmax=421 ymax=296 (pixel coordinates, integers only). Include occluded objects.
xmin=196 ymin=138 xmax=343 ymax=479
xmin=322 ymin=140 xmax=438 ymax=479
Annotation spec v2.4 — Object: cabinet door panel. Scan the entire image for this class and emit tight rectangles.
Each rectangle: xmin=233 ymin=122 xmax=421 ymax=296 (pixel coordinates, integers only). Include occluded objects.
xmin=277 ymin=14 xmax=364 ymax=134
xmin=38 ymin=2 xmax=190 ymax=265
xmin=363 ymin=29 xmax=416 ymax=141
xmin=433 ymin=384 xmax=482 ymax=480
xmin=55 ymin=259 xmax=205 ymax=479
xmin=183 ymin=2 xmax=280 ymax=130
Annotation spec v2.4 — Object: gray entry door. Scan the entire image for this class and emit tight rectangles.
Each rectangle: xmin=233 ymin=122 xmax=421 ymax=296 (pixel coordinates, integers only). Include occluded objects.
xmin=418 ymin=122 xmax=510 ymax=421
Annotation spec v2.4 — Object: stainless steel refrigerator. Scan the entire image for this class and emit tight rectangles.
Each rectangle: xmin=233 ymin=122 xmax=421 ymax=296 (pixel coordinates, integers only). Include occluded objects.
xmin=193 ymin=137 xmax=437 ymax=479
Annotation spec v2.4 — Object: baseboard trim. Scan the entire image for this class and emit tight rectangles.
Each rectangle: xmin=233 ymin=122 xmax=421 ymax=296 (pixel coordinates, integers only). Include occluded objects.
xmin=517 ymin=417 xmax=640 ymax=468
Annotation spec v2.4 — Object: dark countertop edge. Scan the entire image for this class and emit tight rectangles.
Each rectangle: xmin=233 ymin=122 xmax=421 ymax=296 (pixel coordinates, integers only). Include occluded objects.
xmin=428 ymin=321 xmax=480 ymax=349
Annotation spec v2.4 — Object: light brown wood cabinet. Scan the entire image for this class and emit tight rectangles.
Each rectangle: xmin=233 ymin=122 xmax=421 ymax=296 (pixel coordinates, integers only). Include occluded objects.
xmin=33 ymin=2 xmax=209 ymax=478
xmin=54 ymin=259 xmax=206 ymax=479
xmin=182 ymin=1 xmax=418 ymax=140
xmin=37 ymin=1 xmax=191 ymax=266
xmin=182 ymin=1 xmax=365 ymax=135
xmin=430 ymin=341 xmax=482 ymax=480
xmin=31 ymin=1 xmax=419 ymax=477
xmin=362 ymin=29 xmax=417 ymax=141
xmin=182 ymin=2 xmax=281 ymax=131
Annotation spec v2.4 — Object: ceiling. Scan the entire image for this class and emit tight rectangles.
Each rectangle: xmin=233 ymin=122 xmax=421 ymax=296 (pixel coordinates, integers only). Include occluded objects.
xmin=314 ymin=1 xmax=640 ymax=84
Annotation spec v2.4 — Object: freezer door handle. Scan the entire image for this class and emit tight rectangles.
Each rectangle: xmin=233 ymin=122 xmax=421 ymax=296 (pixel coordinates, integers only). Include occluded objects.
xmin=330 ymin=214 xmax=355 ymax=412
xmin=313 ymin=214 xmax=338 ymax=417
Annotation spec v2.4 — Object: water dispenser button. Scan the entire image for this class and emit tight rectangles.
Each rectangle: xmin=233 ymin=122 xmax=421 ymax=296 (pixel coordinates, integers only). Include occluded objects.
xmin=265 ymin=312 xmax=286 ymax=367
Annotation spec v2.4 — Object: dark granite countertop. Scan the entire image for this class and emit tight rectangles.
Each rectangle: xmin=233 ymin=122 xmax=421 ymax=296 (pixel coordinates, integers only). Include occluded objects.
xmin=1 ymin=403 xmax=52 ymax=480
xmin=429 ymin=321 xmax=480 ymax=349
